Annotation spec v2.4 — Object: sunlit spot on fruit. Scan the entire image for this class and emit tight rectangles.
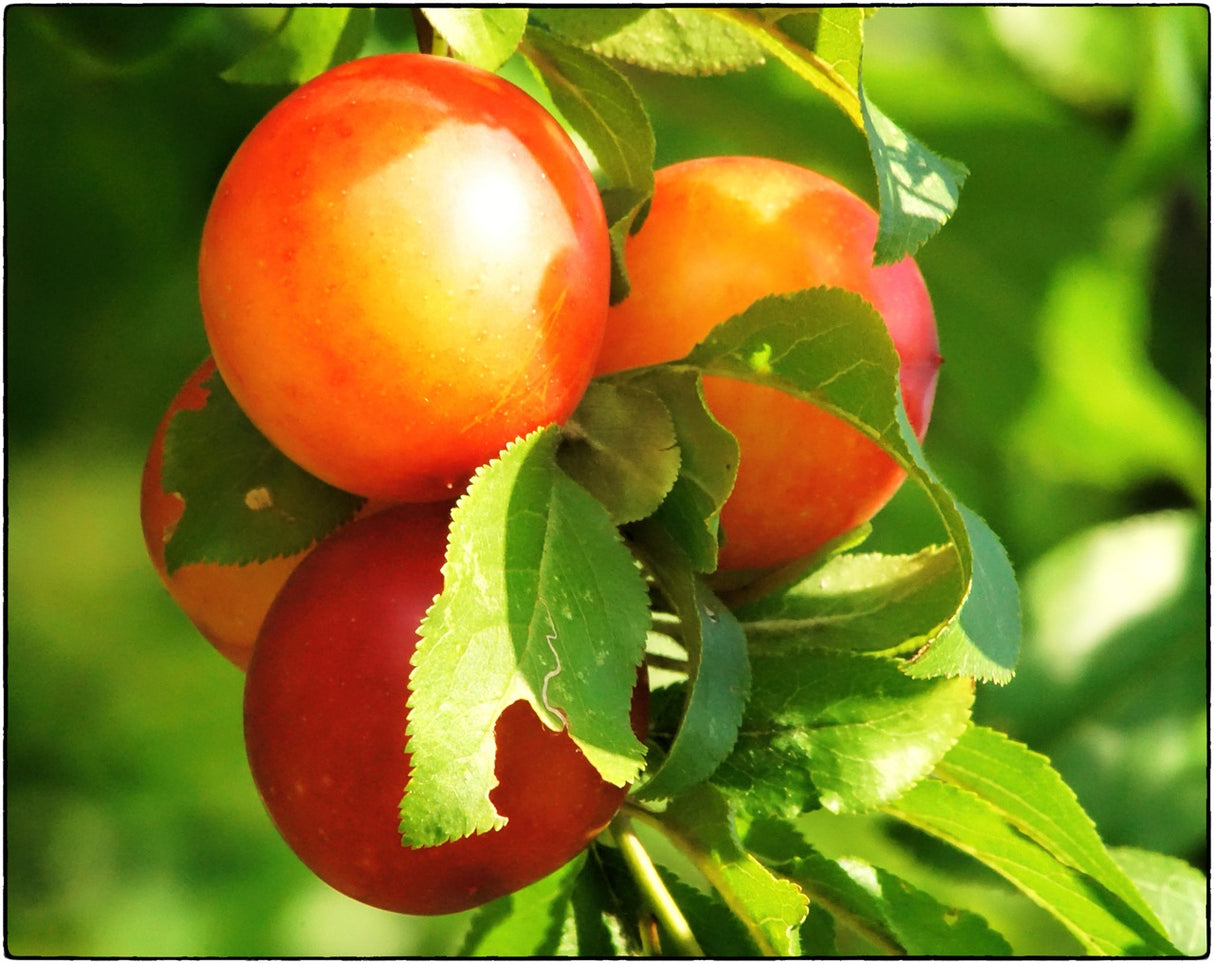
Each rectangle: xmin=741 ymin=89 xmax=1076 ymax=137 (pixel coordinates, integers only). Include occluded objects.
xmin=455 ymin=162 xmax=531 ymax=251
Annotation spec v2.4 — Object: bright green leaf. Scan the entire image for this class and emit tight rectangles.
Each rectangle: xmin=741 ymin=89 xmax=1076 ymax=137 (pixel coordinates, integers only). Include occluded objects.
xmin=160 ymin=368 xmax=364 ymax=573
xmin=886 ymin=779 xmax=1177 ymax=955
xmin=630 ymin=520 xmax=750 ymax=802
xmin=1010 ymin=254 xmax=1206 ymax=504
xmin=403 ymin=427 xmax=650 ymax=846
xmin=659 ymin=784 xmax=809 ymax=955
xmin=557 ymin=380 xmax=679 ymax=526
xmin=715 ymin=649 xmax=973 ymax=818
xmin=978 ymin=511 xmax=1207 ymax=855
xmin=932 ymin=726 xmax=1164 ymax=930
xmin=1112 ymin=847 xmax=1209 ymax=957
xmin=221 ymin=7 xmax=370 ymax=85
xmin=708 ymin=8 xmax=863 ymax=124
xmin=735 ymin=544 xmax=965 ymax=655
xmin=532 ymin=8 xmax=766 ymax=76
xmin=421 ymin=7 xmax=526 ymax=72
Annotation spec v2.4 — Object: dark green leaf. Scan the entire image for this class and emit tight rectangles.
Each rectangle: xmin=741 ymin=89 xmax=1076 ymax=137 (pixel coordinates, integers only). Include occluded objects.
xmin=160 ymin=368 xmax=364 ymax=573
xmin=715 ymin=649 xmax=973 ymax=819
xmin=522 ymin=26 xmax=654 ymax=193
xmin=557 ymin=380 xmax=679 ymax=526
xmin=629 ymin=520 xmax=749 ymax=802
xmin=220 ymin=7 xmax=370 ymax=85
xmin=559 ymin=846 xmax=645 ymax=957
xmin=532 ymin=8 xmax=766 ymax=75
xmin=520 ymin=27 xmax=654 ymax=302
xmin=403 ymin=427 xmax=650 ymax=846
xmin=421 ymin=8 xmax=526 ymax=72
xmin=620 ymin=368 xmax=738 ymax=573
xmin=745 ymin=821 xmax=1013 ymax=956
xmin=656 ymin=861 xmax=763 ymax=957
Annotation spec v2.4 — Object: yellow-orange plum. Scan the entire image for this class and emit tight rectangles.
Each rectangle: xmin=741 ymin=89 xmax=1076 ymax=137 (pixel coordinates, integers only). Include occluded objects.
xmin=597 ymin=156 xmax=940 ymax=571
xmin=200 ymin=54 xmax=610 ymax=502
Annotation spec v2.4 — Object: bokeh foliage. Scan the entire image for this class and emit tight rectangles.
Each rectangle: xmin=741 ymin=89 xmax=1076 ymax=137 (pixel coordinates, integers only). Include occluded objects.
xmin=5 ymin=6 xmax=1207 ymax=956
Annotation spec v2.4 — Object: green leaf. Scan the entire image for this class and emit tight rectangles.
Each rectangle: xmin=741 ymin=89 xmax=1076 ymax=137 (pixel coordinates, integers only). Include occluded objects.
xmin=1111 ymin=847 xmax=1209 ymax=957
xmin=706 ymin=9 xmax=967 ymax=262
xmin=735 ymin=544 xmax=965 ymax=655
xmin=930 ymin=726 xmax=1165 ymax=930
xmin=520 ymin=26 xmax=656 ymax=301
xmin=860 ymin=81 xmax=970 ymax=264
xmin=673 ymin=289 xmax=1020 ymax=681
xmin=711 ymin=8 xmax=864 ymax=124
xmin=629 ymin=520 xmax=750 ymax=802
xmin=459 ymin=854 xmax=587 ymax=956
xmin=420 ymin=7 xmax=526 ymax=72
xmin=557 ymin=380 xmax=679 ymax=526
xmin=745 ymin=821 xmax=1014 ymax=956
xmin=886 ymin=777 xmax=1177 ymax=956
xmin=558 ymin=846 xmax=646 ymax=956
xmin=620 ymin=368 xmax=738 ymax=574
xmin=766 ymin=8 xmax=867 ymax=89
xmin=902 ymin=505 xmax=1021 ymax=681
xmin=715 ymin=649 xmax=973 ymax=818
xmin=531 ymin=8 xmax=766 ymax=76
xmin=220 ymin=7 xmax=371 ymax=85
xmin=601 ymin=186 xmax=653 ymax=303
xmin=160 ymin=368 xmax=364 ymax=573
xmin=978 ymin=511 xmax=1208 ymax=855
xmin=655 ymin=861 xmax=763 ymax=957
xmin=522 ymin=26 xmax=654 ymax=195
xmin=658 ymin=784 xmax=809 ymax=955
xmin=403 ymin=427 xmax=650 ymax=846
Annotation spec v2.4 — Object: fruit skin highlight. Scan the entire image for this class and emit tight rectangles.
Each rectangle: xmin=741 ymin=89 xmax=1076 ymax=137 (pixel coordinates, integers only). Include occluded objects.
xmin=243 ymin=503 xmax=650 ymax=916
xmin=199 ymin=53 xmax=611 ymax=503
xmin=596 ymin=156 xmax=941 ymax=571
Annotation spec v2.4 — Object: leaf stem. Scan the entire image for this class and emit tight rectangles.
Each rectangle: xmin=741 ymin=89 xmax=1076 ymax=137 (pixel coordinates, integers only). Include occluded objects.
xmin=709 ymin=8 xmax=863 ymax=128
xmin=624 ymin=801 xmax=780 ymax=956
xmin=611 ymin=813 xmax=705 ymax=957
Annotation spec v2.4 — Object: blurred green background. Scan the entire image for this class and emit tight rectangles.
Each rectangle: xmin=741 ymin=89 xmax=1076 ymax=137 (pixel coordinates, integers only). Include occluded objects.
xmin=6 ymin=6 xmax=1207 ymax=957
